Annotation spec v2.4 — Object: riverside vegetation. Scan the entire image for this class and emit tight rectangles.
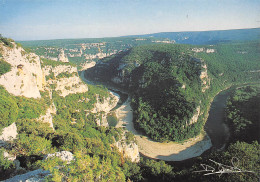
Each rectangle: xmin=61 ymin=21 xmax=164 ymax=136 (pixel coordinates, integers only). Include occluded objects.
xmin=0 ymin=33 xmax=259 ymax=181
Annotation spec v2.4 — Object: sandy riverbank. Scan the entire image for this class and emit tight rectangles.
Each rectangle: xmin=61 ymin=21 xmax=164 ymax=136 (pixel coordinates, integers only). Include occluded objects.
xmin=115 ymin=98 xmax=212 ymax=161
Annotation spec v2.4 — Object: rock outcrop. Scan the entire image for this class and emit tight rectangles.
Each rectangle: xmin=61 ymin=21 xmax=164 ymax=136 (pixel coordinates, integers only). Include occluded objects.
xmin=0 ymin=43 xmax=45 ymax=98
xmin=200 ymin=63 xmax=210 ymax=92
xmin=44 ymin=151 xmax=74 ymax=163
xmin=92 ymin=92 xmax=119 ymax=113
xmin=0 ymin=123 xmax=18 ymax=146
xmin=37 ymin=102 xmax=56 ymax=129
xmin=43 ymin=64 xmax=88 ymax=97
xmin=3 ymin=169 xmax=50 ymax=182
xmin=91 ymin=92 xmax=119 ymax=127
xmin=113 ymin=132 xmax=140 ymax=162
xmin=79 ymin=61 xmax=96 ymax=71
xmin=58 ymin=49 xmax=69 ymax=63
xmin=43 ymin=65 xmax=77 ymax=77
xmin=189 ymin=106 xmax=200 ymax=125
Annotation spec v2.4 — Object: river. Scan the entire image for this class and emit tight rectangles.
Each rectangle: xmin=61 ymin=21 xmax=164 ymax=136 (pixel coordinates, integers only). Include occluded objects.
xmin=81 ymin=66 xmax=238 ymax=161
xmin=204 ymin=88 xmax=232 ymax=150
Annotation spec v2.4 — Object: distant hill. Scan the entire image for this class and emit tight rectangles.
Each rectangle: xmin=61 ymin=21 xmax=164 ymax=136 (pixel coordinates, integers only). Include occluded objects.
xmin=124 ymin=28 xmax=260 ymax=45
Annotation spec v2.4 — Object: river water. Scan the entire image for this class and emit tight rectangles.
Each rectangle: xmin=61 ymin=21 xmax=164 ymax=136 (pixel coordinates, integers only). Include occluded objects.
xmin=204 ymin=88 xmax=233 ymax=150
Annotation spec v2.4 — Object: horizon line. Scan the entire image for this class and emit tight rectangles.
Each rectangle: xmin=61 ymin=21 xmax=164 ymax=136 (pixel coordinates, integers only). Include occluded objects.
xmin=16 ymin=27 xmax=260 ymax=42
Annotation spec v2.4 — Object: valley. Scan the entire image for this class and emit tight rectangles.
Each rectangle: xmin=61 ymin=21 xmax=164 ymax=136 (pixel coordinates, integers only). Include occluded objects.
xmin=0 ymin=28 xmax=259 ymax=181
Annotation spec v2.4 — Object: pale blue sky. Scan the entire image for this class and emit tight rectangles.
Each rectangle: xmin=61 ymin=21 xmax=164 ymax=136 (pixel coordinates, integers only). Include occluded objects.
xmin=0 ymin=0 xmax=259 ymax=40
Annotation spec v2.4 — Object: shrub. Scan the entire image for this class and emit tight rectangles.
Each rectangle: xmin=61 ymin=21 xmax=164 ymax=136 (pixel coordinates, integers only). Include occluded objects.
xmin=0 ymin=59 xmax=11 ymax=76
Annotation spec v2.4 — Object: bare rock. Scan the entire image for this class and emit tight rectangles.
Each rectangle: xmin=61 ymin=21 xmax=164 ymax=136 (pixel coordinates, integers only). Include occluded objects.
xmin=113 ymin=131 xmax=140 ymax=163
xmin=37 ymin=103 xmax=56 ymax=129
xmin=0 ymin=44 xmax=45 ymax=98
xmin=44 ymin=151 xmax=74 ymax=163
xmin=58 ymin=49 xmax=69 ymax=63
xmin=0 ymin=123 xmax=17 ymax=146
xmin=3 ymin=169 xmax=50 ymax=182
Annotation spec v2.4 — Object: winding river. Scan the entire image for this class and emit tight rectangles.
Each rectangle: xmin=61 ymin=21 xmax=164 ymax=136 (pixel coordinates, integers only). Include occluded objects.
xmin=80 ymin=64 xmax=235 ymax=161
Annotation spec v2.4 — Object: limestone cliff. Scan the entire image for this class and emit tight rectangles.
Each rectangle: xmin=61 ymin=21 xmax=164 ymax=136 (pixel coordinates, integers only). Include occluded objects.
xmin=113 ymin=131 xmax=140 ymax=162
xmin=58 ymin=49 xmax=69 ymax=62
xmin=43 ymin=64 xmax=88 ymax=97
xmin=200 ymin=63 xmax=210 ymax=92
xmin=0 ymin=42 xmax=45 ymax=98
xmin=188 ymin=106 xmax=200 ymax=125
xmin=92 ymin=91 xmax=119 ymax=127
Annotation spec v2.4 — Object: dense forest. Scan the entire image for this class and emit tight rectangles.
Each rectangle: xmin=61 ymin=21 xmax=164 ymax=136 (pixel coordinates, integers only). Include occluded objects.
xmin=225 ymin=85 xmax=260 ymax=143
xmin=86 ymin=41 xmax=260 ymax=142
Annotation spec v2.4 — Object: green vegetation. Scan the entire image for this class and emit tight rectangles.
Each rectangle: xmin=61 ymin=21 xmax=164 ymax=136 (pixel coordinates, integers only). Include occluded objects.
xmin=0 ymin=35 xmax=14 ymax=48
xmin=0 ymin=81 xmax=136 ymax=181
xmin=0 ymin=86 xmax=48 ymax=133
xmin=87 ymin=44 xmax=205 ymax=142
xmin=0 ymin=59 xmax=11 ymax=76
xmin=174 ymin=85 xmax=260 ymax=182
xmin=40 ymin=58 xmax=76 ymax=67
xmin=107 ymin=112 xmax=118 ymax=127
xmin=225 ymin=85 xmax=260 ymax=142
xmin=1 ymin=37 xmax=259 ymax=181
xmin=56 ymin=72 xmax=77 ymax=79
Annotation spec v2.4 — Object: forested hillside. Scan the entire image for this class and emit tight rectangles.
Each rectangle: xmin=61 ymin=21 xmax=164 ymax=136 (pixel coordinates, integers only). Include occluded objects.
xmin=86 ymin=41 xmax=260 ymax=142
xmin=225 ymin=85 xmax=260 ymax=143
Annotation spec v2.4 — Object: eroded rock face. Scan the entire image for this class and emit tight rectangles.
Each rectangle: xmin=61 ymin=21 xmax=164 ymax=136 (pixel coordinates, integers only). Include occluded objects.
xmin=0 ymin=43 xmax=45 ymax=98
xmin=200 ymin=63 xmax=210 ymax=92
xmin=43 ymin=65 xmax=88 ymax=97
xmin=43 ymin=65 xmax=77 ymax=77
xmin=0 ymin=123 xmax=18 ymax=145
xmin=55 ymin=76 xmax=88 ymax=97
xmin=92 ymin=92 xmax=119 ymax=113
xmin=114 ymin=132 xmax=140 ymax=163
xmin=91 ymin=92 xmax=119 ymax=127
xmin=58 ymin=49 xmax=69 ymax=63
xmin=189 ymin=106 xmax=200 ymax=125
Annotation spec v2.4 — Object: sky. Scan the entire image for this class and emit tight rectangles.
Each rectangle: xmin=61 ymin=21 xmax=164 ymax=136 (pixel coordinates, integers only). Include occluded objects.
xmin=0 ymin=0 xmax=259 ymax=41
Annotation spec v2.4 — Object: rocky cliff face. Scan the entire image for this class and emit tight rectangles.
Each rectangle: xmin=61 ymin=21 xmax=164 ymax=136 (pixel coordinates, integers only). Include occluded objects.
xmin=43 ymin=64 xmax=88 ymax=97
xmin=113 ymin=131 xmax=140 ymax=162
xmin=0 ymin=43 xmax=45 ymax=98
xmin=188 ymin=106 xmax=200 ymax=125
xmin=92 ymin=91 xmax=119 ymax=127
xmin=58 ymin=49 xmax=69 ymax=63
xmin=200 ymin=63 xmax=210 ymax=92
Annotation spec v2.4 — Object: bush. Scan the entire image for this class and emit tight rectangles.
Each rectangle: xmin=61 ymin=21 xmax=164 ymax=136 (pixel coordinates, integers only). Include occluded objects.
xmin=0 ymin=35 xmax=14 ymax=48
xmin=0 ymin=59 xmax=11 ymax=76
xmin=14 ymin=134 xmax=52 ymax=156
xmin=0 ymin=95 xmax=18 ymax=133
